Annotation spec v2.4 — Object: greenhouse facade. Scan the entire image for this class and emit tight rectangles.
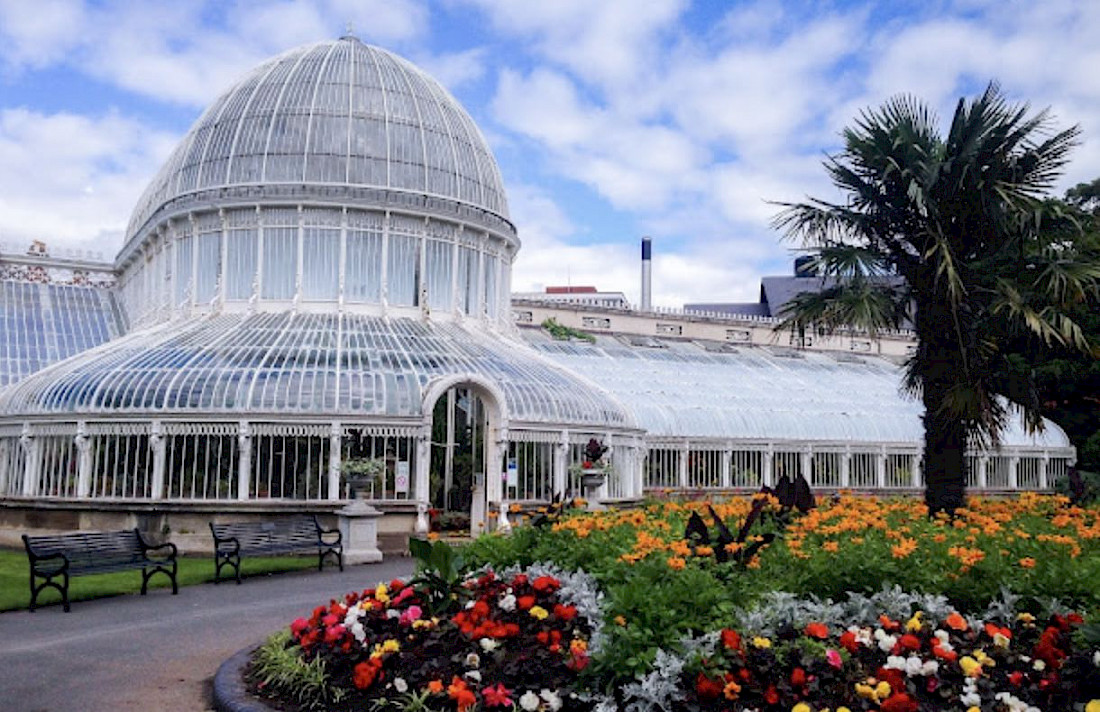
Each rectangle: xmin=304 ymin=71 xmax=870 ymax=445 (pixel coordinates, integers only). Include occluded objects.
xmin=0 ymin=36 xmax=1075 ymax=546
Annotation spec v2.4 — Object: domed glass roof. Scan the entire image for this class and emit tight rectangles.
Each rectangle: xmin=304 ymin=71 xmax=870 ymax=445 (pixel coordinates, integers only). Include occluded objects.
xmin=126 ymin=36 xmax=509 ymax=243
xmin=0 ymin=313 xmax=631 ymax=430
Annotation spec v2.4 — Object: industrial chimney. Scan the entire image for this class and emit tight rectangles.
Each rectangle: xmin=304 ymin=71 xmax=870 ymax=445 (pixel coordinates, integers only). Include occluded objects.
xmin=641 ymin=236 xmax=652 ymax=311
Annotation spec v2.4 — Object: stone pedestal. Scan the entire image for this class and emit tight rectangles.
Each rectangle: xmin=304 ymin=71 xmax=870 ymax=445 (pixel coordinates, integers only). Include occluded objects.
xmin=581 ymin=470 xmax=606 ymax=511
xmin=337 ymin=499 xmax=384 ymax=564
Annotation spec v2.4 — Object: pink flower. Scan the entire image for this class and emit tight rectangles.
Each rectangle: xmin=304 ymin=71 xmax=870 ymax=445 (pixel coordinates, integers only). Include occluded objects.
xmin=482 ymin=683 xmax=512 ymax=707
xmin=826 ymin=648 xmax=843 ymax=669
xmin=290 ymin=618 xmax=310 ymax=637
xmin=399 ymin=605 xmax=423 ymax=626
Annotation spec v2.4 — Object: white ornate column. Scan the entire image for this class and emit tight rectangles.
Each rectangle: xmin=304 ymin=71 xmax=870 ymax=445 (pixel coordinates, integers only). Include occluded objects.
xmin=678 ymin=441 xmax=689 ymax=489
xmin=0 ymin=438 xmax=10 ymax=494
xmin=801 ymin=446 xmax=813 ymax=487
xmin=75 ymin=422 xmax=93 ymax=498
xmin=328 ymin=422 xmax=343 ymax=501
xmin=840 ymin=446 xmax=851 ymax=489
xmin=911 ymin=453 xmax=922 ymax=488
xmin=1039 ymin=454 xmax=1049 ymax=490
xmin=720 ymin=448 xmax=731 ymax=489
xmin=763 ymin=445 xmax=774 ymax=488
xmin=554 ymin=431 xmax=569 ymax=498
xmin=415 ymin=426 xmax=431 ymax=507
xmin=20 ymin=424 xmax=39 ymax=497
xmin=978 ymin=455 xmax=988 ymax=489
xmin=486 ymin=431 xmax=507 ymax=529
xmin=1009 ymin=454 xmax=1020 ymax=490
xmin=876 ymin=446 xmax=887 ymax=489
xmin=148 ymin=421 xmax=166 ymax=498
xmin=236 ymin=421 xmax=251 ymax=501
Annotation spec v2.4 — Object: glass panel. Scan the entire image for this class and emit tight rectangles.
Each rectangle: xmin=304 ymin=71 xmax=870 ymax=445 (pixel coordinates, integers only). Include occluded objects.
xmin=262 ymin=227 xmax=297 ymax=300
xmin=302 ymin=228 xmax=339 ymax=300
xmin=387 ymin=234 xmax=419 ymax=306
xmin=175 ymin=235 xmax=193 ymax=305
xmin=194 ymin=232 xmax=221 ymax=303
xmin=484 ymin=255 xmax=498 ymax=318
xmin=345 ymin=230 xmax=382 ymax=303
xmin=426 ymin=240 xmax=453 ymax=311
xmin=225 ymin=228 xmax=257 ymax=300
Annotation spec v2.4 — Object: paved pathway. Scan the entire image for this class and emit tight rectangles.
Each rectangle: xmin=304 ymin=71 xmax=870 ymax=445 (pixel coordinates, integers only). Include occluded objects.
xmin=0 ymin=558 xmax=415 ymax=711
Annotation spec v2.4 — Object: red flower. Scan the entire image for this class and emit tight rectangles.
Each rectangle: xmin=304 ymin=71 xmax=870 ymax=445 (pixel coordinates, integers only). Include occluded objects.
xmin=482 ymin=683 xmax=512 ymax=708
xmin=532 ymin=576 xmax=560 ymax=593
xmin=839 ymin=630 xmax=860 ymax=653
xmin=512 ymin=574 xmax=528 ymax=587
xmin=764 ymin=685 xmax=779 ymax=705
xmin=720 ymin=628 xmax=742 ymax=651
xmin=897 ymin=633 xmax=921 ymax=652
xmin=879 ymin=614 xmax=900 ymax=631
xmin=1008 ymin=671 xmax=1025 ymax=687
xmin=804 ymin=622 xmax=829 ymax=639
xmin=984 ymin=622 xmax=1011 ymax=640
xmin=790 ymin=667 xmax=807 ymax=687
xmin=517 ymin=595 xmax=536 ymax=610
xmin=353 ymin=659 xmax=382 ymax=690
xmin=290 ymin=618 xmax=309 ymax=638
xmin=876 ymin=667 xmax=906 ymax=693
xmin=880 ymin=692 xmax=919 ymax=712
xmin=553 ymin=604 xmax=578 ymax=621
xmin=695 ymin=673 xmax=724 ymax=700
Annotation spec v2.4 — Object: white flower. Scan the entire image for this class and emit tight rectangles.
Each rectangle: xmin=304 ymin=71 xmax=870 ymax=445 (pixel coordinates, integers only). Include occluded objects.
xmin=878 ymin=634 xmax=897 ymax=652
xmin=873 ymin=628 xmax=887 ymax=641
xmin=480 ymin=638 xmax=500 ymax=652
xmin=499 ymin=594 xmax=517 ymax=612
xmin=960 ymin=690 xmax=982 ymax=706
xmin=934 ymin=630 xmax=950 ymax=644
xmin=465 ymin=652 xmax=480 ymax=668
xmin=1093 ymin=650 xmax=1100 ymax=667
xmin=904 ymin=656 xmax=923 ymax=677
xmin=394 ymin=678 xmax=408 ymax=693
xmin=520 ymin=691 xmax=541 ymax=711
xmin=1033 ymin=659 xmax=1046 ymax=671
xmin=884 ymin=655 xmax=907 ymax=670
xmin=350 ymin=622 xmax=366 ymax=643
xmin=465 ymin=670 xmax=482 ymax=683
xmin=540 ymin=689 xmax=562 ymax=711
xmin=920 ymin=660 xmax=939 ymax=676
xmin=386 ymin=608 xmax=400 ymax=619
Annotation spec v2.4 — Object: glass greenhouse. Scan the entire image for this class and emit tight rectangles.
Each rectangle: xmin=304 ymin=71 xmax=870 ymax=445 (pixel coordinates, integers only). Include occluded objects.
xmin=0 ymin=36 xmax=1075 ymax=538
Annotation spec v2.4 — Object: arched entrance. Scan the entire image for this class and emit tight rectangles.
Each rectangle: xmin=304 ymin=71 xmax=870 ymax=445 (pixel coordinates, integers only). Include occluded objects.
xmin=420 ymin=376 xmax=506 ymax=536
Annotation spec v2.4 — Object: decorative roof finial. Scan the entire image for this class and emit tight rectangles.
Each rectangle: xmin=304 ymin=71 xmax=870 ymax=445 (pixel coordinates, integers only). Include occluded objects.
xmin=344 ymin=20 xmax=356 ymax=38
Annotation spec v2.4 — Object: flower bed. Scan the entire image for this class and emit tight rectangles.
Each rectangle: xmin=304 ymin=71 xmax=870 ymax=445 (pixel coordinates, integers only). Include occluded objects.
xmin=251 ymin=494 xmax=1100 ymax=711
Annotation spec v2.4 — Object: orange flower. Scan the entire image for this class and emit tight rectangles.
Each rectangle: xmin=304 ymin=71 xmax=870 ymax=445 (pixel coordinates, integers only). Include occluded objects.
xmin=427 ymin=679 xmax=444 ymax=694
xmin=945 ymin=612 xmax=969 ymax=631
xmin=448 ymin=676 xmax=477 ymax=712
xmin=667 ymin=556 xmax=687 ymax=570
xmin=1019 ymin=557 xmax=1036 ymax=568
xmin=822 ymin=541 xmax=839 ymax=553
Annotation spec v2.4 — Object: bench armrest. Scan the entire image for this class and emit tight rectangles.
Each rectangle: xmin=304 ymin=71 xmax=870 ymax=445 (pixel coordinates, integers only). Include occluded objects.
xmin=27 ymin=550 xmax=69 ymax=572
xmin=144 ymin=541 xmax=178 ymax=559
xmin=313 ymin=517 xmax=342 ymax=545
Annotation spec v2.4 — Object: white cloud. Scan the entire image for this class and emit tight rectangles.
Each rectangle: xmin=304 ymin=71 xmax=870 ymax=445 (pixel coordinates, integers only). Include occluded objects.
xmin=0 ymin=108 xmax=174 ymax=253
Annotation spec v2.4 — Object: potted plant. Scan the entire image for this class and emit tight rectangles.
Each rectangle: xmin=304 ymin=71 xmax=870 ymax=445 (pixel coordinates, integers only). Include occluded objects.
xmin=341 ymin=457 xmax=385 ymax=498
xmin=578 ymin=438 xmax=609 ymax=489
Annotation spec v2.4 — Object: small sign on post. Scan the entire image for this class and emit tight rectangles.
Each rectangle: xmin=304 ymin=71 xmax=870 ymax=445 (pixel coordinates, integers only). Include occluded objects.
xmin=395 ymin=461 xmax=410 ymax=495
xmin=506 ymin=458 xmax=518 ymax=487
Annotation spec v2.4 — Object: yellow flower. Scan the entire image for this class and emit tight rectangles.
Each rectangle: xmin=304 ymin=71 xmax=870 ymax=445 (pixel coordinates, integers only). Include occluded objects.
xmin=614 ymin=615 xmax=627 ymax=626
xmin=1086 ymin=700 xmax=1100 ymax=712
xmin=905 ymin=611 xmax=924 ymax=632
xmin=1016 ymin=612 xmax=1035 ymax=624
xmin=374 ymin=583 xmax=390 ymax=604
xmin=791 ymin=704 xmax=811 ymax=712
xmin=967 ymin=707 xmax=981 ymax=712
xmin=959 ymin=656 xmax=982 ymax=677
xmin=874 ymin=681 xmax=891 ymax=699
xmin=752 ymin=636 xmax=772 ymax=649
xmin=529 ymin=605 xmax=549 ymax=620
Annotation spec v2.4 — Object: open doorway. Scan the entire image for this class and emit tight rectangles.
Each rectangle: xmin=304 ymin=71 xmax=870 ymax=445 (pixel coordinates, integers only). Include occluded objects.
xmin=428 ymin=386 xmax=491 ymax=535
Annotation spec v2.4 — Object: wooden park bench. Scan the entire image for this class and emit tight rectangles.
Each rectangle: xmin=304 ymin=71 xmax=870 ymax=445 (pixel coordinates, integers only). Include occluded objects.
xmin=209 ymin=515 xmax=343 ymax=584
xmin=22 ymin=528 xmax=178 ymax=612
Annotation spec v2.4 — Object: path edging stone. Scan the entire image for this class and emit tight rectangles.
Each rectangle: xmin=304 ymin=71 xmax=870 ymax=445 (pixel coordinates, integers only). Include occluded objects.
xmin=212 ymin=644 xmax=273 ymax=712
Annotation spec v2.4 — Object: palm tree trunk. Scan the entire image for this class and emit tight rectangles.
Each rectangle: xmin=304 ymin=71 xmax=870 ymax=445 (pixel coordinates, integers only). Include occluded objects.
xmin=916 ymin=294 xmax=969 ymax=515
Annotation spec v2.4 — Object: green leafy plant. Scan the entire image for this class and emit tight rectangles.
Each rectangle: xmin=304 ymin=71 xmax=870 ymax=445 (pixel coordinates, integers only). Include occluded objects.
xmin=408 ymin=537 xmax=465 ymax=615
xmin=541 ymin=317 xmax=596 ymax=343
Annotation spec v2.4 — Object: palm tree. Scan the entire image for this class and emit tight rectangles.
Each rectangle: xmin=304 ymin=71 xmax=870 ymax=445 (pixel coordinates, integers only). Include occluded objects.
xmin=772 ymin=83 xmax=1100 ymax=514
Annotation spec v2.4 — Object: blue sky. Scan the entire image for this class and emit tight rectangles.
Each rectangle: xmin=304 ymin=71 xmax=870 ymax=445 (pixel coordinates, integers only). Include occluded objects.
xmin=2 ymin=0 xmax=1099 ymax=307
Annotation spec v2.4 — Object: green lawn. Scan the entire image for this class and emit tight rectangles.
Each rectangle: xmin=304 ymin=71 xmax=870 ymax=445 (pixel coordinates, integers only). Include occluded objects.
xmin=0 ymin=548 xmax=318 ymax=612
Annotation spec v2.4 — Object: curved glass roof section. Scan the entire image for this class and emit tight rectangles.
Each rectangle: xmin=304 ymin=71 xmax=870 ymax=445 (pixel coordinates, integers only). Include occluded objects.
xmin=0 ymin=314 xmax=629 ymax=430
xmin=126 ymin=36 xmax=509 ymax=243
xmin=522 ymin=331 xmax=1072 ymax=448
